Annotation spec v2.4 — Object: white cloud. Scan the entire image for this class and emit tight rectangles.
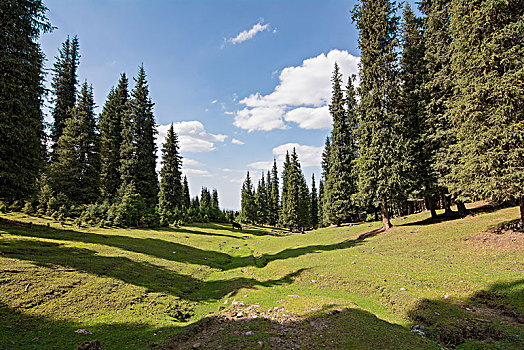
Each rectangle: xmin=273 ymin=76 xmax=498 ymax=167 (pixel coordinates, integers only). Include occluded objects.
xmin=183 ymin=158 xmax=201 ymax=166
xmin=211 ymin=99 xmax=218 ymax=104
xmin=231 ymin=138 xmax=245 ymax=145
xmin=224 ymin=111 xmax=234 ymax=115
xmin=233 ymin=49 xmax=359 ymax=131
xmin=157 ymin=121 xmax=227 ymax=153
xmin=248 ymin=143 xmax=324 ymax=171
xmin=184 ymin=168 xmax=212 ymax=177
xmin=248 ymin=161 xmax=273 ymax=170
xmin=284 ymin=106 xmax=331 ymax=129
xmin=227 ymin=21 xmax=270 ymax=45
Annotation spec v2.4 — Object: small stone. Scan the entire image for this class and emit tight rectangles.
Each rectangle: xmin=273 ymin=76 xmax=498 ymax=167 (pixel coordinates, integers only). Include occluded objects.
xmin=236 ymin=312 xmax=243 ymax=318
xmin=172 ymin=251 xmax=176 ymax=254
xmin=400 ymin=287 xmax=407 ymax=291
xmin=77 ymin=339 xmax=102 ymax=350
xmin=245 ymin=331 xmax=253 ymax=336
xmin=193 ymin=343 xmax=201 ymax=349
xmin=351 ymin=261 xmax=356 ymax=264
xmin=75 ymin=329 xmax=94 ymax=335
xmin=444 ymin=294 xmax=450 ymax=299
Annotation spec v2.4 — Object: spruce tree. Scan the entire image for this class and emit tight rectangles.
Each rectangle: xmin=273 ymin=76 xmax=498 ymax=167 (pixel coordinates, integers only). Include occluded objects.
xmin=159 ymin=124 xmax=183 ymax=221
xmin=255 ymin=175 xmax=268 ymax=224
xmin=240 ymin=172 xmax=256 ymax=223
xmin=0 ymin=0 xmax=51 ymax=201
xmin=129 ymin=65 xmax=158 ymax=207
xmin=352 ymin=0 xmax=404 ymax=230
xmin=311 ymin=174 xmax=318 ymax=229
xmin=211 ymin=189 xmax=221 ymax=221
xmin=269 ymin=159 xmax=280 ymax=226
xmin=51 ymin=36 xmax=80 ymax=150
xmin=99 ymin=73 xmax=128 ymax=201
xmin=448 ymin=0 xmax=524 ymax=226
xmin=182 ymin=176 xmax=190 ymax=209
xmin=50 ymin=82 xmax=100 ymax=203
xmin=281 ymin=149 xmax=309 ymax=230
xmin=324 ymin=65 xmax=357 ymax=226
xmin=318 ymin=180 xmax=325 ymax=228
xmin=420 ymin=0 xmax=456 ymax=215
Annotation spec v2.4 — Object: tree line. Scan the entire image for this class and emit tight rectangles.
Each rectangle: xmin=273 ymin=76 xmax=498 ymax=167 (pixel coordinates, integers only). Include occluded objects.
xmin=0 ymin=1 xmax=228 ymax=227
xmin=240 ymin=0 xmax=524 ymax=231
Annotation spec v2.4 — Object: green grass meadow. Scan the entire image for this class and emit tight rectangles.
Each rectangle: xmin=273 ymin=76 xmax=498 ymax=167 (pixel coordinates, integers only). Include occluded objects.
xmin=0 ymin=203 xmax=522 ymax=349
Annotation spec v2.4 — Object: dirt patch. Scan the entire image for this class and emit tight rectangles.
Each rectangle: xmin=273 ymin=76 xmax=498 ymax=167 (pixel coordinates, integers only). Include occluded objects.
xmin=465 ymin=220 xmax=523 ymax=249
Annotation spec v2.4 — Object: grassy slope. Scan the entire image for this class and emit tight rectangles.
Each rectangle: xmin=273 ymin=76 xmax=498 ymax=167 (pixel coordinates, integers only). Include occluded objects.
xmin=0 ymin=203 xmax=522 ymax=349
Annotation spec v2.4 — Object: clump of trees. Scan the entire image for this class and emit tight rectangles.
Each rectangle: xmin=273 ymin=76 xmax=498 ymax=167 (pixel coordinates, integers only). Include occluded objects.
xmin=0 ymin=1 xmax=227 ymax=227
xmin=239 ymin=0 xmax=524 ymax=230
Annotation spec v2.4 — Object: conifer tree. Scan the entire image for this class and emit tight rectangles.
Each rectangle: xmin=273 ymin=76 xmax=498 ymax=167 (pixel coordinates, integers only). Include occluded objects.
xmin=321 ymin=136 xmax=331 ymax=226
xmin=0 ymin=0 xmax=51 ymax=201
xmin=159 ymin=124 xmax=183 ymax=220
xmin=182 ymin=176 xmax=190 ymax=209
xmin=448 ymin=0 xmax=524 ymax=226
xmin=99 ymin=73 xmax=128 ymax=201
xmin=399 ymin=4 xmax=437 ymax=218
xmin=352 ymin=0 xmax=404 ymax=230
xmin=211 ymin=188 xmax=221 ymax=221
xmin=255 ymin=174 xmax=268 ymax=224
xmin=281 ymin=149 xmax=309 ymax=230
xmin=269 ymin=159 xmax=280 ymax=226
xmin=324 ymin=65 xmax=357 ymax=226
xmin=311 ymin=174 xmax=318 ymax=229
xmin=50 ymin=82 xmax=100 ymax=203
xmin=51 ymin=36 xmax=80 ymax=150
xmin=318 ymin=180 xmax=325 ymax=228
xmin=420 ymin=0 xmax=456 ymax=215
xmin=129 ymin=65 xmax=158 ymax=207
xmin=240 ymin=172 xmax=256 ymax=223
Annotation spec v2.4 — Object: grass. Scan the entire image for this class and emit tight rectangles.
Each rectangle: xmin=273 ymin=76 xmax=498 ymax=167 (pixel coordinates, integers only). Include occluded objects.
xmin=0 ymin=203 xmax=522 ymax=349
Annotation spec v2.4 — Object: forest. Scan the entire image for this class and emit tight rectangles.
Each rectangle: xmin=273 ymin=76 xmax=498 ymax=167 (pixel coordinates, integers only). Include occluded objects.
xmin=1 ymin=1 xmax=523 ymax=349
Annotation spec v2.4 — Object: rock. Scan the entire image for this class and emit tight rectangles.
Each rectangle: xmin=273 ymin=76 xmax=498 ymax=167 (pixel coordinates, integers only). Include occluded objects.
xmin=400 ymin=287 xmax=407 ymax=291
xmin=77 ymin=339 xmax=102 ymax=350
xmin=236 ymin=312 xmax=243 ymax=318
xmin=245 ymin=331 xmax=253 ymax=336
xmin=193 ymin=343 xmax=201 ymax=349
xmin=75 ymin=329 xmax=94 ymax=335
xmin=258 ymin=340 xmax=264 ymax=347
xmin=410 ymin=325 xmax=424 ymax=331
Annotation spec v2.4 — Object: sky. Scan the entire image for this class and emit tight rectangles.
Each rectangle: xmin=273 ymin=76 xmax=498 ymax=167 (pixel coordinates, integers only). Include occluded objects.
xmin=39 ymin=0 xmax=382 ymax=210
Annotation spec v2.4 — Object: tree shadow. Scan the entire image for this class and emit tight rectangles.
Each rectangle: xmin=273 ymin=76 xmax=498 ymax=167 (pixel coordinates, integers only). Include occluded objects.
xmin=0 ymin=239 xmax=307 ymax=302
xmin=159 ymin=305 xmax=437 ymax=349
xmin=0 ymin=219 xmax=373 ymax=271
xmin=399 ymin=202 xmax=520 ymax=227
xmin=407 ymin=279 xmax=524 ymax=348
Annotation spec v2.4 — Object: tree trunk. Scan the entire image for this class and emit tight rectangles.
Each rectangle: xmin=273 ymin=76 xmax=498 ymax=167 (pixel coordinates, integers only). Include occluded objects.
xmin=520 ymin=194 xmax=524 ymax=228
xmin=441 ymin=189 xmax=453 ymax=216
xmin=381 ymin=197 xmax=392 ymax=230
xmin=456 ymin=200 xmax=468 ymax=217
xmin=424 ymin=195 xmax=437 ymax=219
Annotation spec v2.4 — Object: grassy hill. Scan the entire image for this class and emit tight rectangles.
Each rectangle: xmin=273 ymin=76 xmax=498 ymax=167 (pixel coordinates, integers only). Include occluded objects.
xmin=0 ymin=202 xmax=522 ymax=349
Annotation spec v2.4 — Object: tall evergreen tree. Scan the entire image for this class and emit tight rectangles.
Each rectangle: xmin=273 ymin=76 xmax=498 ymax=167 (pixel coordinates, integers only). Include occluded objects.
xmin=352 ymin=0 xmax=404 ymax=230
xmin=318 ymin=180 xmax=325 ymax=228
xmin=399 ymin=4 xmax=438 ymax=218
xmin=420 ymin=0 xmax=456 ymax=215
xmin=255 ymin=174 xmax=268 ymax=224
xmin=448 ymin=0 xmax=524 ymax=226
xmin=310 ymin=174 xmax=318 ymax=229
xmin=182 ymin=176 xmax=190 ymax=209
xmin=281 ymin=149 xmax=309 ymax=230
xmin=50 ymin=82 xmax=100 ymax=203
xmin=240 ymin=171 xmax=256 ymax=223
xmin=99 ymin=73 xmax=128 ymax=201
xmin=159 ymin=124 xmax=183 ymax=219
xmin=129 ymin=65 xmax=158 ymax=207
xmin=51 ymin=36 xmax=80 ymax=150
xmin=269 ymin=159 xmax=280 ymax=226
xmin=0 ymin=0 xmax=51 ymax=201
xmin=324 ymin=65 xmax=357 ymax=226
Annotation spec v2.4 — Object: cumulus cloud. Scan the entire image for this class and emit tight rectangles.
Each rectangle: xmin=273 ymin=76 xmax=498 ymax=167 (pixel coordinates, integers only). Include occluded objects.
xmin=184 ymin=168 xmax=212 ymax=177
xmin=227 ymin=21 xmax=270 ymax=45
xmin=183 ymin=158 xmax=201 ymax=166
xmin=284 ymin=106 xmax=331 ymax=130
xmin=231 ymin=138 xmax=245 ymax=145
xmin=248 ymin=142 xmax=324 ymax=170
xmin=157 ymin=121 xmax=227 ymax=153
xmin=234 ymin=49 xmax=359 ymax=131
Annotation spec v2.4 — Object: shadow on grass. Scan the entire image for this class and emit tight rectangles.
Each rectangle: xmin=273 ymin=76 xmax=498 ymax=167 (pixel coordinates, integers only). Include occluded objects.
xmin=0 ymin=218 xmax=371 ymax=271
xmin=0 ymin=239 xmax=307 ymax=302
xmin=407 ymin=279 xmax=524 ymax=349
xmin=159 ymin=306 xmax=437 ymax=350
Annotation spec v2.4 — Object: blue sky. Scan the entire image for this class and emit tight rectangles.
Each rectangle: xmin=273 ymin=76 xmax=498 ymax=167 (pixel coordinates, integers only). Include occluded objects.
xmin=39 ymin=0 xmax=377 ymax=209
